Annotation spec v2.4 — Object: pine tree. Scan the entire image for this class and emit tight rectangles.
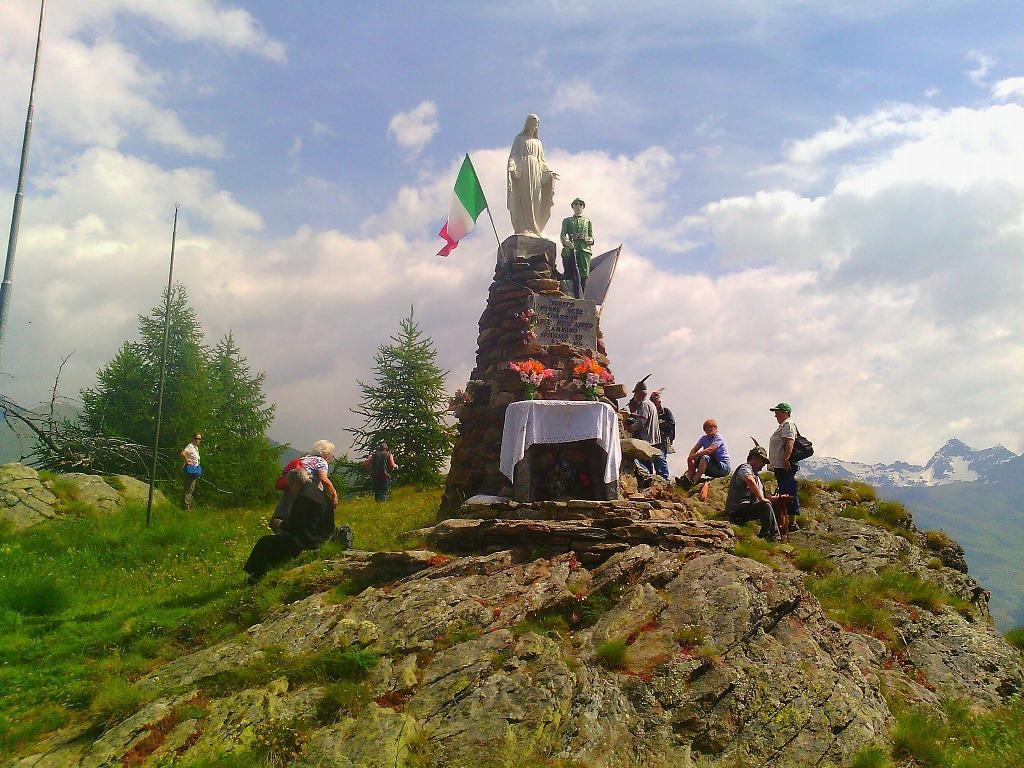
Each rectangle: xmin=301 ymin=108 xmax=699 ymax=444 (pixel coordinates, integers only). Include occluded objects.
xmin=348 ymin=308 xmax=454 ymax=486
xmin=76 ymin=284 xmax=279 ymax=504
xmin=202 ymin=332 xmax=280 ymax=505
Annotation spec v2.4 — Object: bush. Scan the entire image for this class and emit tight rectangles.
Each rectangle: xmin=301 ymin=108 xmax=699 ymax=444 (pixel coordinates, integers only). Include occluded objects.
xmin=874 ymin=501 xmax=912 ymax=529
xmin=674 ymin=626 xmax=704 ymax=649
xmin=594 ymin=639 xmax=628 ymax=669
xmin=89 ymin=676 xmax=145 ymax=726
xmin=0 ymin=574 xmax=68 ymax=616
xmin=316 ymin=681 xmax=369 ymax=724
xmin=925 ymin=530 xmax=955 ymax=552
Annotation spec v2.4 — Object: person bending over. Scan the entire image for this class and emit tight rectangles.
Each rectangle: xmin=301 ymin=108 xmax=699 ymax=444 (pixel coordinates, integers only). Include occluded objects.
xmin=300 ymin=439 xmax=339 ymax=509
xmin=244 ymin=467 xmax=333 ymax=583
xmin=724 ymin=446 xmax=782 ymax=542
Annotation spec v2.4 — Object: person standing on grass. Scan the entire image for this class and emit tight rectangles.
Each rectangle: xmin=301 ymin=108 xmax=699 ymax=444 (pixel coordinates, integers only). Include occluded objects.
xmin=180 ymin=432 xmax=203 ymax=510
xmin=769 ymin=402 xmax=800 ymax=518
xmin=364 ymin=442 xmax=398 ymax=502
xmin=300 ymin=440 xmax=340 ymax=509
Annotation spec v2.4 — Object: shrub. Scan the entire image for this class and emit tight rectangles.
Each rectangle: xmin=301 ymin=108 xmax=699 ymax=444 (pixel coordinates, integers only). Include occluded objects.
xmin=1006 ymin=627 xmax=1024 ymax=651
xmin=674 ymin=626 xmax=704 ymax=649
xmin=695 ymin=643 xmax=723 ymax=666
xmin=0 ymin=574 xmax=68 ymax=616
xmin=874 ymin=501 xmax=912 ymax=529
xmin=892 ymin=707 xmax=949 ymax=767
xmin=89 ymin=676 xmax=145 ymax=726
xmin=925 ymin=530 xmax=954 ymax=552
xmin=316 ymin=681 xmax=369 ymax=724
xmin=594 ymin=639 xmax=628 ymax=669
xmin=252 ymin=717 xmax=307 ymax=767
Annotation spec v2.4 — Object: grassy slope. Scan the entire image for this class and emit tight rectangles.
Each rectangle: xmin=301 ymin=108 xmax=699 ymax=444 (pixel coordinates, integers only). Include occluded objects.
xmin=0 ymin=486 xmax=440 ymax=754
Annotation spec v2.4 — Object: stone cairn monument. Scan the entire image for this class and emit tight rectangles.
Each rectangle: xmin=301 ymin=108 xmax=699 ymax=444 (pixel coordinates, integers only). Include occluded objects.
xmin=434 ymin=115 xmax=734 ymax=566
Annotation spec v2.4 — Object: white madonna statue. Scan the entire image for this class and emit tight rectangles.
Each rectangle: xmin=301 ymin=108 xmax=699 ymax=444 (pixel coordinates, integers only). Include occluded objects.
xmin=507 ymin=114 xmax=559 ymax=237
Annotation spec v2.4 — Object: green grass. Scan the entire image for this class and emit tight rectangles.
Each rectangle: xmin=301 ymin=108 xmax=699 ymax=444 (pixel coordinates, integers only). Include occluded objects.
xmin=793 ymin=548 xmax=837 ymax=576
xmin=889 ymin=697 xmax=1024 ymax=767
xmin=826 ymin=479 xmax=877 ymax=503
xmin=732 ymin=527 xmax=781 ymax=568
xmin=808 ymin=567 xmax=972 ymax=642
xmin=847 ymin=744 xmax=894 ymax=768
xmin=593 ymin=638 xmax=628 ymax=669
xmin=1006 ymin=627 xmax=1024 ymax=651
xmin=0 ymin=485 xmax=439 ymax=755
xmin=838 ymin=500 xmax=914 ymax=538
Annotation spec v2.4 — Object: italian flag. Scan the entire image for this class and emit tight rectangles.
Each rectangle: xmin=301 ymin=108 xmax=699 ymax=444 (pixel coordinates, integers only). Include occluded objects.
xmin=437 ymin=154 xmax=488 ymax=257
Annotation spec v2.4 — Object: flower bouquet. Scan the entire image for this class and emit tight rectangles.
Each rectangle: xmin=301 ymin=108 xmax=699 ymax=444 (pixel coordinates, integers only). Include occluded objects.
xmin=573 ymin=357 xmax=612 ymax=401
xmin=507 ymin=358 xmax=555 ymax=400
xmin=515 ymin=308 xmax=537 ymax=343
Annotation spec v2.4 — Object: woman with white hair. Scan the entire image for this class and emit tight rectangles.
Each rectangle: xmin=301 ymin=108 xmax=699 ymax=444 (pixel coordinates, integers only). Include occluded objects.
xmin=300 ymin=439 xmax=339 ymax=509
xmin=244 ymin=466 xmax=333 ymax=582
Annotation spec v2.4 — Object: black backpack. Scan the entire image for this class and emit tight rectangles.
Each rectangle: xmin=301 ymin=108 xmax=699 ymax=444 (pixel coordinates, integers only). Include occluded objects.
xmin=791 ymin=429 xmax=814 ymax=463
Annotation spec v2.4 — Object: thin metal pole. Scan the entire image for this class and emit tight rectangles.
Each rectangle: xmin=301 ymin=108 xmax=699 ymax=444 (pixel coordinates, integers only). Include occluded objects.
xmin=484 ymin=205 xmax=502 ymax=249
xmin=146 ymin=204 xmax=179 ymax=527
xmin=0 ymin=0 xmax=47 ymax=364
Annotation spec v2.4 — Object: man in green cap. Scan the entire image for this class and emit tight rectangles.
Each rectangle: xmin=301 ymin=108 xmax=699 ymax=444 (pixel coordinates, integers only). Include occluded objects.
xmin=769 ymin=402 xmax=800 ymax=518
xmin=560 ymin=198 xmax=593 ymax=299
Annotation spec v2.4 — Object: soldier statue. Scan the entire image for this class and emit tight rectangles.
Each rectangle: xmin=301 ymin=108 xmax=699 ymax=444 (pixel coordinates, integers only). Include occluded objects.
xmin=560 ymin=198 xmax=594 ymax=299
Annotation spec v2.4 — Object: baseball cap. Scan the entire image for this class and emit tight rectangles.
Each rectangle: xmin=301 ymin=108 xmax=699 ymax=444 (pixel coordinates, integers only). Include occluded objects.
xmin=769 ymin=402 xmax=792 ymax=413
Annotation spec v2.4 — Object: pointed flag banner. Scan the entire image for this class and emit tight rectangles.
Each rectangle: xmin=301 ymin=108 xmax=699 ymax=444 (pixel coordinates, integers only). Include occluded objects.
xmin=584 ymin=245 xmax=622 ymax=306
xmin=438 ymin=154 xmax=488 ymax=256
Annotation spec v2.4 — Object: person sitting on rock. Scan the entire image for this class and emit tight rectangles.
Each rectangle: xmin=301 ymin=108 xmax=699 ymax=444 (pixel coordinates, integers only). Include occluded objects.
xmin=244 ymin=466 xmax=334 ymax=583
xmin=680 ymin=419 xmax=732 ymax=489
xmin=724 ymin=446 xmax=782 ymax=542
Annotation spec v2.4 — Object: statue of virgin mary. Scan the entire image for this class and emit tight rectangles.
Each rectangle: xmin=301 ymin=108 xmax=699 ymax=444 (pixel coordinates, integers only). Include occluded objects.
xmin=507 ymin=114 xmax=558 ymax=237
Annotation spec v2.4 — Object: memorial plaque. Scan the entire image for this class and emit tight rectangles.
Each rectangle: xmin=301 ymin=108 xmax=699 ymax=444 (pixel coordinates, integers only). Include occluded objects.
xmin=532 ymin=295 xmax=599 ymax=350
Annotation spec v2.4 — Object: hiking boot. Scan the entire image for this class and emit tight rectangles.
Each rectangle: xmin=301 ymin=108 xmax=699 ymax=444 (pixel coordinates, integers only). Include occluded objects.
xmin=678 ymin=476 xmax=694 ymax=491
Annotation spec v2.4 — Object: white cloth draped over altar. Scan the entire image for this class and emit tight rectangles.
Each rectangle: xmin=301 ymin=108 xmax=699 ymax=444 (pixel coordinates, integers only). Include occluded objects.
xmin=499 ymin=400 xmax=621 ymax=484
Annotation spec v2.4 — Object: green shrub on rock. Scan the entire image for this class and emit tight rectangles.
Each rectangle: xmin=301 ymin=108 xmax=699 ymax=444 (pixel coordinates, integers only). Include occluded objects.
xmin=594 ymin=639 xmax=628 ymax=669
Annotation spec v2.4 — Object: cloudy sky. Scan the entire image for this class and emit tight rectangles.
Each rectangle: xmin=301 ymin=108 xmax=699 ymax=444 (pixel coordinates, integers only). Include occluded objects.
xmin=2 ymin=0 xmax=1023 ymax=469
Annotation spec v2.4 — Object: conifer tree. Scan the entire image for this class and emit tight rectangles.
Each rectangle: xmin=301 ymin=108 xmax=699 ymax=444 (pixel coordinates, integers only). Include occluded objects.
xmin=348 ymin=308 xmax=454 ymax=486
xmin=76 ymin=284 xmax=279 ymax=504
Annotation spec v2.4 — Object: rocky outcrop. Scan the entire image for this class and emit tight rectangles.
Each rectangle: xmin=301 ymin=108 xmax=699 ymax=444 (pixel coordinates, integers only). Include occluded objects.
xmin=0 ymin=463 xmax=168 ymax=529
xmin=0 ymin=462 xmax=59 ymax=529
xmin=13 ymin=483 xmax=1024 ymax=768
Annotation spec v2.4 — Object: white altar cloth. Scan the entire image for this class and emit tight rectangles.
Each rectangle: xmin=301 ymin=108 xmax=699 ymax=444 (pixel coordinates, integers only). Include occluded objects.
xmin=499 ymin=400 xmax=621 ymax=483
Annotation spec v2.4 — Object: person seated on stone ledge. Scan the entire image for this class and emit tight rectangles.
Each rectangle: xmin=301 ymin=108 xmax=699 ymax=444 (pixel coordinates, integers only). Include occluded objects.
xmin=680 ymin=418 xmax=732 ymax=489
xmin=724 ymin=446 xmax=781 ymax=542
xmin=244 ymin=467 xmax=334 ymax=583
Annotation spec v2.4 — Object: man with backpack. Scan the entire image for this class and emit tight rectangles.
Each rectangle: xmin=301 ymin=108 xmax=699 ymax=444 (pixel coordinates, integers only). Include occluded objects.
xmin=364 ymin=442 xmax=398 ymax=502
xmin=769 ymin=402 xmax=808 ymax=519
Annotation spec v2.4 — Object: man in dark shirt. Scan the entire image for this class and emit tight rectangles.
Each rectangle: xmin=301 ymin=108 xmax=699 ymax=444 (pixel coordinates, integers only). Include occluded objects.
xmin=244 ymin=467 xmax=333 ymax=582
xmin=725 ymin=447 xmax=782 ymax=542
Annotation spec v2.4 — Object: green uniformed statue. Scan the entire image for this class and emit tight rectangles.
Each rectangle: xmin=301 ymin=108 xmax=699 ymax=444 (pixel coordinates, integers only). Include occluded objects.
xmin=560 ymin=198 xmax=594 ymax=299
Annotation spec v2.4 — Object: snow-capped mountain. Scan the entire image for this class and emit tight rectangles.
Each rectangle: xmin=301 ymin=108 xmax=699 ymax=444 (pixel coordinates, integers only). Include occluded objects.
xmin=801 ymin=438 xmax=1019 ymax=490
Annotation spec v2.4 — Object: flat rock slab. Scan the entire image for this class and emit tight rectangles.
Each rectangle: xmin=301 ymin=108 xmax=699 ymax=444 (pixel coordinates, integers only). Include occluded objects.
xmin=422 ymin=516 xmax=734 ymax=559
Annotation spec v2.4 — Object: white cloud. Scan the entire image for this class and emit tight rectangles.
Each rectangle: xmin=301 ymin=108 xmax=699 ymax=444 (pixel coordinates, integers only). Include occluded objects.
xmin=52 ymin=0 xmax=286 ymax=62
xmin=311 ymin=121 xmax=334 ymax=137
xmin=548 ymin=79 xmax=602 ymax=114
xmin=0 ymin=0 xmax=283 ymax=159
xmin=288 ymin=136 xmax=303 ymax=159
xmin=992 ymin=76 xmax=1024 ymax=102
xmin=966 ymin=50 xmax=995 ymax=86
xmin=387 ymin=101 xmax=440 ymax=153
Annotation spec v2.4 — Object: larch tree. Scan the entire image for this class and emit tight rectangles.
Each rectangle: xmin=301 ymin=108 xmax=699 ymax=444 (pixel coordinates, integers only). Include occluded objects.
xmin=348 ymin=308 xmax=454 ymax=487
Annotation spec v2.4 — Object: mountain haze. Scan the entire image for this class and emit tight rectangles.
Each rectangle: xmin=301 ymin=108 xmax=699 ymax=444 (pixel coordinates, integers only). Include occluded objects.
xmin=803 ymin=439 xmax=1024 ymax=629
